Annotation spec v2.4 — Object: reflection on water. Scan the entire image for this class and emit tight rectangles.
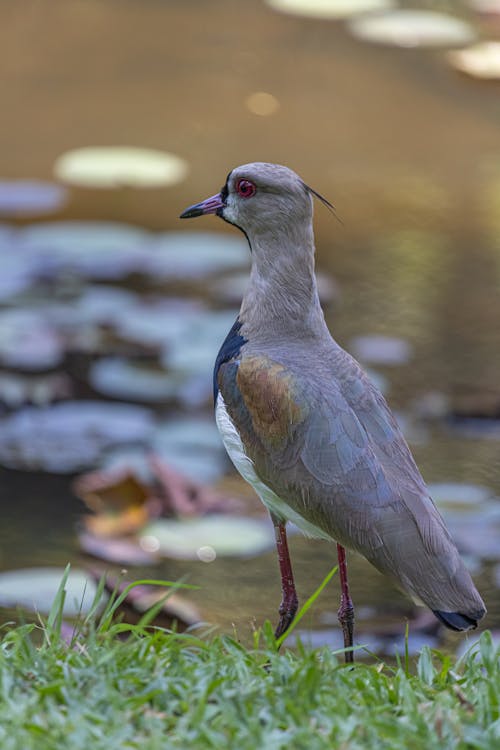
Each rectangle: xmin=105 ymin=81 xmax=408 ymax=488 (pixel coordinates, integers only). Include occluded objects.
xmin=0 ymin=0 xmax=499 ymax=656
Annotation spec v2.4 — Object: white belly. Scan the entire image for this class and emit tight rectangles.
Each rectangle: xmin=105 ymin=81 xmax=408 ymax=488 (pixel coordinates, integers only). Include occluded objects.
xmin=215 ymin=393 xmax=330 ymax=540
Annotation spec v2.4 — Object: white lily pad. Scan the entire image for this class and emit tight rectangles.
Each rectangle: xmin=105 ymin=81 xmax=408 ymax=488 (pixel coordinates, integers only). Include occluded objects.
xmin=0 ymin=310 xmax=63 ymax=370
xmin=350 ymin=335 xmax=412 ymax=366
xmin=74 ymin=286 xmax=141 ymax=325
xmin=0 ymin=567 xmax=100 ymax=616
xmin=0 ymin=401 xmax=154 ymax=473
xmin=448 ymin=42 xmax=500 ymax=80
xmin=348 ymin=11 xmax=475 ymax=48
xmin=162 ymin=310 xmax=239 ymax=378
xmin=144 ymin=232 xmax=250 ymax=279
xmin=18 ymin=221 xmax=150 ymax=280
xmin=115 ymin=299 xmax=205 ymax=348
xmin=0 ymin=180 xmax=67 ymax=216
xmin=152 ymin=418 xmax=227 ymax=482
xmin=54 ymin=146 xmax=188 ymax=189
xmin=140 ymin=515 xmax=275 ymax=560
xmin=266 ymin=0 xmax=393 ymax=19
xmin=0 ymin=255 xmax=37 ymax=301
xmin=89 ymin=358 xmax=180 ymax=402
xmin=429 ymin=483 xmax=494 ymax=509
xmin=0 ymin=371 xmax=71 ymax=408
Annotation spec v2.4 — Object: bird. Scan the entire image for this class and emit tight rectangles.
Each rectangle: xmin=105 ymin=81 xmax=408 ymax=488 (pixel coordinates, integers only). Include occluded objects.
xmin=180 ymin=162 xmax=486 ymax=662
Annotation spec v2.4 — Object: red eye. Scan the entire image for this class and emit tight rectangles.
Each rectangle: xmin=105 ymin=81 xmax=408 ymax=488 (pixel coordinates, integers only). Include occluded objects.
xmin=236 ymin=179 xmax=256 ymax=198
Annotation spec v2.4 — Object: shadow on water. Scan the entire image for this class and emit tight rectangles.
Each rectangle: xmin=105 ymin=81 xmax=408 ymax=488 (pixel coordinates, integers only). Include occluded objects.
xmin=0 ymin=0 xmax=499 ymax=656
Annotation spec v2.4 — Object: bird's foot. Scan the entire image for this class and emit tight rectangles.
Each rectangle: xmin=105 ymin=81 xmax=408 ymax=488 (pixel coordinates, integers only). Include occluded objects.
xmin=274 ymin=593 xmax=298 ymax=641
xmin=338 ymin=595 xmax=355 ymax=663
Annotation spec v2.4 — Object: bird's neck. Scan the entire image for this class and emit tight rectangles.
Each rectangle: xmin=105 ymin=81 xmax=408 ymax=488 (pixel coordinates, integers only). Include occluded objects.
xmin=239 ymin=223 xmax=328 ymax=341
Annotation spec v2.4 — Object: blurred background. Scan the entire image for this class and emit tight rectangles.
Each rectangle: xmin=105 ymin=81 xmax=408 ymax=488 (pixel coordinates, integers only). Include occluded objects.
xmin=0 ymin=0 xmax=499 ymax=657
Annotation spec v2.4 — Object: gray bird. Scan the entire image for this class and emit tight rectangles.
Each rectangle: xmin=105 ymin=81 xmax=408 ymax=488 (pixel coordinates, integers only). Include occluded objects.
xmin=180 ymin=162 xmax=486 ymax=662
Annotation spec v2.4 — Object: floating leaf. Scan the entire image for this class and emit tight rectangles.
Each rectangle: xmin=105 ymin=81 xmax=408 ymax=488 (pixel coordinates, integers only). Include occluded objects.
xmin=18 ymin=221 xmax=150 ymax=280
xmin=0 ymin=567 xmax=100 ymax=616
xmin=89 ymin=358 xmax=180 ymax=402
xmin=0 ymin=371 xmax=72 ymax=408
xmin=0 ymin=401 xmax=154 ymax=472
xmin=348 ymin=11 xmax=475 ymax=48
xmin=78 ymin=531 xmax=159 ymax=565
xmin=115 ymin=298 xmax=205 ymax=348
xmin=162 ymin=310 xmax=239 ymax=379
xmin=266 ymin=0 xmax=394 ymax=20
xmin=429 ymin=483 xmax=494 ymax=509
xmin=350 ymin=335 xmax=412 ymax=366
xmin=144 ymin=232 xmax=249 ymax=279
xmin=140 ymin=515 xmax=275 ymax=560
xmin=448 ymin=42 xmax=500 ymax=80
xmin=54 ymin=146 xmax=188 ymax=189
xmin=152 ymin=418 xmax=227 ymax=483
xmin=0 ymin=180 xmax=67 ymax=217
xmin=0 ymin=310 xmax=63 ymax=371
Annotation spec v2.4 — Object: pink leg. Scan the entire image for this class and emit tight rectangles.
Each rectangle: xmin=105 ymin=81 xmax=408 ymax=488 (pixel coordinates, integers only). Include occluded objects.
xmin=337 ymin=543 xmax=354 ymax=663
xmin=271 ymin=514 xmax=298 ymax=640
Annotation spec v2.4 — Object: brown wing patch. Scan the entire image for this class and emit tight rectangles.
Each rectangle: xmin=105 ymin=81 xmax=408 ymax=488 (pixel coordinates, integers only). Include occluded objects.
xmin=236 ymin=355 xmax=308 ymax=450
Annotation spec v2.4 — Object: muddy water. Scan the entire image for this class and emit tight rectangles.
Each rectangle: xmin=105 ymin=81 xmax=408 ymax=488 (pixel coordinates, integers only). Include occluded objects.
xmin=0 ymin=1 xmax=499 ymax=654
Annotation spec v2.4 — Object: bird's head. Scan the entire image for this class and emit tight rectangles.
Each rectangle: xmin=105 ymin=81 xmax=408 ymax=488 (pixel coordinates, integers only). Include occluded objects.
xmin=180 ymin=162 xmax=316 ymax=238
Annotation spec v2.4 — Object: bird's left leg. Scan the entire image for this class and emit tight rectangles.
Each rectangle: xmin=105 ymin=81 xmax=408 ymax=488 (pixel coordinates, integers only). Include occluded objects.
xmin=271 ymin=514 xmax=298 ymax=640
xmin=337 ymin=543 xmax=355 ymax=663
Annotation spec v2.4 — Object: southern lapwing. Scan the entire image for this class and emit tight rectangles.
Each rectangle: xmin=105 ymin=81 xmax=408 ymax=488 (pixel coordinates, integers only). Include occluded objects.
xmin=180 ymin=162 xmax=486 ymax=662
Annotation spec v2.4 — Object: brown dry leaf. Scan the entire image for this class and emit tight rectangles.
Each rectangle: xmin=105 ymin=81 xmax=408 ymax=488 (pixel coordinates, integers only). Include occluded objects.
xmin=73 ymin=468 xmax=151 ymax=513
xmin=83 ymin=504 xmax=150 ymax=537
xmin=149 ymin=454 xmax=242 ymax=517
xmin=73 ymin=466 xmax=158 ymax=536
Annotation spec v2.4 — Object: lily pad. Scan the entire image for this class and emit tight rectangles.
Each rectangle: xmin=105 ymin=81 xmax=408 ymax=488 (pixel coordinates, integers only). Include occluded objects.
xmin=448 ymin=42 xmax=500 ymax=80
xmin=162 ymin=310 xmax=239 ymax=378
xmin=350 ymin=335 xmax=412 ymax=366
xmin=348 ymin=11 xmax=475 ymax=48
xmin=0 ymin=180 xmax=67 ymax=217
xmin=89 ymin=358 xmax=180 ymax=402
xmin=54 ymin=146 xmax=188 ymax=189
xmin=0 ymin=371 xmax=72 ymax=407
xmin=0 ymin=255 xmax=37 ymax=301
xmin=428 ymin=483 xmax=494 ymax=509
xmin=79 ymin=532 xmax=159 ymax=566
xmin=0 ymin=401 xmax=154 ymax=472
xmin=140 ymin=515 xmax=275 ymax=560
xmin=0 ymin=310 xmax=63 ymax=370
xmin=152 ymin=418 xmax=227 ymax=483
xmin=266 ymin=0 xmax=393 ymax=19
xmin=144 ymin=232 xmax=250 ymax=279
xmin=17 ymin=221 xmax=150 ymax=280
xmin=0 ymin=567 xmax=100 ymax=616
xmin=115 ymin=299 xmax=205 ymax=348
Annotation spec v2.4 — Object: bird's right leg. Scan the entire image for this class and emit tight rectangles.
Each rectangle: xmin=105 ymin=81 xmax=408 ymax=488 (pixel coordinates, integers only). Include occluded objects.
xmin=271 ymin=513 xmax=298 ymax=641
xmin=337 ymin=543 xmax=355 ymax=663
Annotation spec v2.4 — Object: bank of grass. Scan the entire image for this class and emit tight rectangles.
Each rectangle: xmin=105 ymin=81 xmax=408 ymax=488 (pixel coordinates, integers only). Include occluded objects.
xmin=0 ymin=570 xmax=498 ymax=750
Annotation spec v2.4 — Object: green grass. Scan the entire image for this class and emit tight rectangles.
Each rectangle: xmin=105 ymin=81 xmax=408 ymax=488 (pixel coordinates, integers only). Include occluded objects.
xmin=0 ymin=569 xmax=499 ymax=749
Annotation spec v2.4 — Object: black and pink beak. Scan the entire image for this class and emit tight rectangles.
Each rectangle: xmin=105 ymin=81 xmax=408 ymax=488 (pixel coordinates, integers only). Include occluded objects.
xmin=179 ymin=192 xmax=224 ymax=219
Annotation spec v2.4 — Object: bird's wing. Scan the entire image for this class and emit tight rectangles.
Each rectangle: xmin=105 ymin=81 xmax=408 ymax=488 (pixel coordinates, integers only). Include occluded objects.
xmin=218 ymin=353 xmax=454 ymax=577
xmin=217 ymin=352 xmax=394 ymax=526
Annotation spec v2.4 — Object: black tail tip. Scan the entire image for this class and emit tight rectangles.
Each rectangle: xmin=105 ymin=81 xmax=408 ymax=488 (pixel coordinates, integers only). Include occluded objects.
xmin=432 ymin=608 xmax=486 ymax=632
